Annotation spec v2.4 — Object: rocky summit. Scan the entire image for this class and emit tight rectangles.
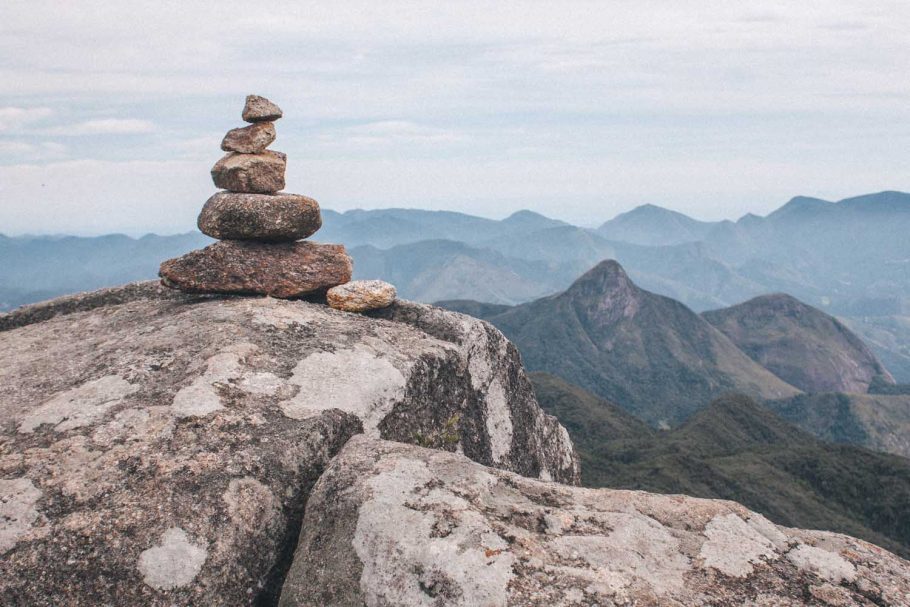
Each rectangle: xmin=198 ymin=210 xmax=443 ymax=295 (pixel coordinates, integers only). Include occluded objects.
xmin=0 ymin=282 xmax=578 ymax=605
xmin=2 ymin=282 xmax=909 ymax=605
xmin=160 ymin=94 xmax=359 ymax=299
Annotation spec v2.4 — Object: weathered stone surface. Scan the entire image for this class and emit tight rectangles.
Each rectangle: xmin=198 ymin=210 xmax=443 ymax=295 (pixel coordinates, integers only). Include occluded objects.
xmin=327 ymin=280 xmax=397 ymax=313
xmin=211 ymin=150 xmax=286 ymax=194
xmin=280 ymin=436 xmax=910 ymax=607
xmin=242 ymin=94 xmax=282 ymax=123
xmin=159 ymin=240 xmax=352 ymax=298
xmin=369 ymin=300 xmax=580 ymax=483
xmin=0 ymin=283 xmax=578 ymax=605
xmin=220 ymin=121 xmax=276 ymax=153
xmin=197 ymin=192 xmax=322 ymax=242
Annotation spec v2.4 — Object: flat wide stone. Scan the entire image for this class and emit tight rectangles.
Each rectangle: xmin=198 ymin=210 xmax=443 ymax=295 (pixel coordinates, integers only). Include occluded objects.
xmin=211 ymin=151 xmax=286 ymax=194
xmin=327 ymin=280 xmax=397 ymax=312
xmin=221 ymin=122 xmax=276 ymax=154
xmin=242 ymin=95 xmax=282 ymax=123
xmin=159 ymin=241 xmax=352 ymax=298
xmin=197 ymin=192 xmax=322 ymax=242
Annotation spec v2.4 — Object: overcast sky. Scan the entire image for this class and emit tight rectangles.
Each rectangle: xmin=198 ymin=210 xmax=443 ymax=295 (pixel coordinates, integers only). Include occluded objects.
xmin=1 ymin=1 xmax=908 ymax=235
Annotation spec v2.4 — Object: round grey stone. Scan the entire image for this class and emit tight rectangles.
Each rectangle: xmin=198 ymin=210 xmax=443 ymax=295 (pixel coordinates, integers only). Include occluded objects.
xmin=197 ymin=192 xmax=322 ymax=242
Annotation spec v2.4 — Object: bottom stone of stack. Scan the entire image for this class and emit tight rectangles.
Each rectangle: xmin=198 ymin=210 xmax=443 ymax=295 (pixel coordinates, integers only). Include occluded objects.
xmin=159 ymin=240 xmax=352 ymax=298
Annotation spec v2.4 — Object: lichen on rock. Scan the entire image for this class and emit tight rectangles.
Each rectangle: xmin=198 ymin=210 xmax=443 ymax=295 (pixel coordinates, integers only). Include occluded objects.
xmin=279 ymin=437 xmax=910 ymax=607
xmin=0 ymin=282 xmax=579 ymax=605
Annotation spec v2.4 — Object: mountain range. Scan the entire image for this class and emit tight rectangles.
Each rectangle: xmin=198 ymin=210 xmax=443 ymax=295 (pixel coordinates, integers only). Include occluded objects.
xmin=3 ymin=190 xmax=910 ymax=380
xmin=441 ymin=260 xmax=800 ymax=426
xmin=442 ymin=258 xmax=910 ymax=466
xmin=530 ymin=372 xmax=910 ymax=558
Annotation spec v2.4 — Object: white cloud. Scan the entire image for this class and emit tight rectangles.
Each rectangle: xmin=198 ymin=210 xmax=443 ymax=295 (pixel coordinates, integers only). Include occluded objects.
xmin=43 ymin=119 xmax=156 ymax=136
xmin=0 ymin=140 xmax=66 ymax=161
xmin=0 ymin=107 xmax=53 ymax=131
xmin=0 ymin=159 xmax=209 ymax=235
xmin=0 ymin=1 xmax=908 ymax=232
xmin=323 ymin=121 xmax=466 ymax=148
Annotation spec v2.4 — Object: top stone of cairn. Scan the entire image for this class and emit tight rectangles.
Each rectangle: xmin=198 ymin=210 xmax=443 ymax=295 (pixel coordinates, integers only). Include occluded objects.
xmin=242 ymin=94 xmax=282 ymax=123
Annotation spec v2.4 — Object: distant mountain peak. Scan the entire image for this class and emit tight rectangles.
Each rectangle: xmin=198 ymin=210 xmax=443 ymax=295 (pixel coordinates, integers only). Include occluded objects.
xmin=503 ymin=209 xmax=547 ymax=221
xmin=563 ymin=261 xmax=641 ymax=327
xmin=704 ymin=293 xmax=894 ymax=393
xmin=477 ymin=260 xmax=799 ymax=425
xmin=628 ymin=203 xmax=668 ymax=213
xmin=767 ymin=196 xmax=834 ymax=221
xmin=565 ymin=259 xmax=638 ymax=306
xmin=501 ymin=209 xmax=566 ymax=229
xmin=763 ymin=191 xmax=910 ymax=221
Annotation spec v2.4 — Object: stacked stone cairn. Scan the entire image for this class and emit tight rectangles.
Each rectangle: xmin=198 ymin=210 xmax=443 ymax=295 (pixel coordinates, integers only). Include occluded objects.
xmin=160 ymin=95 xmax=397 ymax=312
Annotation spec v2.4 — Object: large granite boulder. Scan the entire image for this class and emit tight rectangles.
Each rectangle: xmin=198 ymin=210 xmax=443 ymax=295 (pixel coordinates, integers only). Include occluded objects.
xmin=280 ymin=436 xmax=910 ymax=607
xmin=159 ymin=240 xmax=352 ymax=297
xmin=0 ymin=283 xmax=578 ymax=605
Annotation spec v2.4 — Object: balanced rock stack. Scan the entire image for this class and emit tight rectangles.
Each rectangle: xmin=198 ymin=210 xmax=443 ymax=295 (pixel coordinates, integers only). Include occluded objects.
xmin=159 ymin=95 xmax=355 ymax=299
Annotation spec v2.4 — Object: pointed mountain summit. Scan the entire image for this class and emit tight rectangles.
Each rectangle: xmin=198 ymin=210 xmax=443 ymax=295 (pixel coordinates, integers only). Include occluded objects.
xmin=560 ymin=259 xmax=641 ymax=326
xmin=704 ymin=293 xmax=894 ymax=393
xmin=466 ymin=260 xmax=799 ymax=425
xmin=500 ymin=209 xmax=567 ymax=230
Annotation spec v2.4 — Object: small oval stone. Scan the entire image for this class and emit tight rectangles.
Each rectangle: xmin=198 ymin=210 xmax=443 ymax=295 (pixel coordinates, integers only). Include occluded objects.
xmin=211 ymin=151 xmax=286 ymax=194
xmin=327 ymin=280 xmax=397 ymax=313
xmin=242 ymin=95 xmax=282 ymax=123
xmin=221 ymin=122 xmax=276 ymax=153
xmin=198 ymin=192 xmax=322 ymax=242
